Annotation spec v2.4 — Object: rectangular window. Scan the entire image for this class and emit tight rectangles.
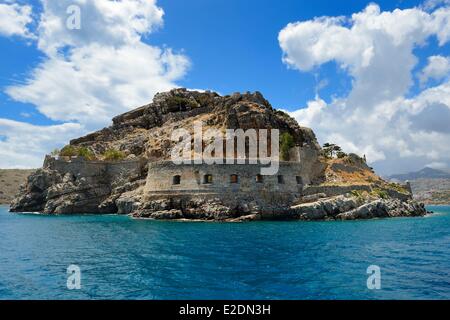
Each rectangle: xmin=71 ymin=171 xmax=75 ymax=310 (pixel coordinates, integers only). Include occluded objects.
xmin=203 ymin=174 xmax=213 ymax=184
xmin=173 ymin=175 xmax=181 ymax=185
xmin=230 ymin=174 xmax=239 ymax=184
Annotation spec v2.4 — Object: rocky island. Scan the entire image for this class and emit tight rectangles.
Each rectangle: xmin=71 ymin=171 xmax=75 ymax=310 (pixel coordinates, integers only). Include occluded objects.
xmin=10 ymin=89 xmax=427 ymax=221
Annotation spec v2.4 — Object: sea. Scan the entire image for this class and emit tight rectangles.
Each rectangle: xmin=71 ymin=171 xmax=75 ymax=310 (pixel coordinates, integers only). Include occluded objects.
xmin=0 ymin=205 xmax=449 ymax=300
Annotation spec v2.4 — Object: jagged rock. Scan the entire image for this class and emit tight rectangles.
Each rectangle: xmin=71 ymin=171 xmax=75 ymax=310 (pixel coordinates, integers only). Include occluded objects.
xmin=227 ymin=214 xmax=261 ymax=222
xmin=116 ymin=199 xmax=141 ymax=215
xmin=299 ymin=193 xmax=328 ymax=204
xmin=150 ymin=210 xmax=184 ymax=220
xmin=335 ymin=199 xmax=426 ymax=220
xmin=290 ymin=195 xmax=358 ymax=220
xmin=337 ymin=200 xmax=385 ymax=220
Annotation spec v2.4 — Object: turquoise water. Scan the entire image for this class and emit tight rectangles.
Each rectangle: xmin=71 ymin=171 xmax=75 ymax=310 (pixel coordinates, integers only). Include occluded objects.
xmin=0 ymin=205 xmax=449 ymax=300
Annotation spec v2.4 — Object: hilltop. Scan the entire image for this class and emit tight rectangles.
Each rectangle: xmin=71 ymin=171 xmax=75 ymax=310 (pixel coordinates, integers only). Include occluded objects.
xmin=67 ymin=89 xmax=320 ymax=163
xmin=389 ymin=167 xmax=450 ymax=181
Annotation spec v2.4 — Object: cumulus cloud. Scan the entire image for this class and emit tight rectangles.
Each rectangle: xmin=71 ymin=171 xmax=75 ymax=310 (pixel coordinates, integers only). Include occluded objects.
xmin=422 ymin=0 xmax=450 ymax=11
xmin=0 ymin=119 xmax=84 ymax=168
xmin=0 ymin=0 xmax=190 ymax=168
xmin=36 ymin=0 xmax=164 ymax=55
xmin=0 ymin=2 xmax=34 ymax=38
xmin=280 ymin=3 xmax=450 ymax=174
xmin=6 ymin=0 xmax=189 ymax=129
xmin=419 ymin=55 xmax=450 ymax=85
xmin=7 ymin=42 xmax=189 ymax=126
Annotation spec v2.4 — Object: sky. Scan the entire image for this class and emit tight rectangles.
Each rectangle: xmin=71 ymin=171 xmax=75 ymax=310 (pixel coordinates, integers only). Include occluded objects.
xmin=0 ymin=0 xmax=449 ymax=175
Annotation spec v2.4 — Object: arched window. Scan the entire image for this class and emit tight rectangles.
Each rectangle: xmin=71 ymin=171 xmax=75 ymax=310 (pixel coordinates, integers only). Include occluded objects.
xmin=296 ymin=176 xmax=303 ymax=185
xmin=230 ymin=174 xmax=239 ymax=184
xmin=256 ymin=174 xmax=264 ymax=183
xmin=172 ymin=175 xmax=181 ymax=185
xmin=203 ymin=174 xmax=213 ymax=184
xmin=278 ymin=175 xmax=284 ymax=184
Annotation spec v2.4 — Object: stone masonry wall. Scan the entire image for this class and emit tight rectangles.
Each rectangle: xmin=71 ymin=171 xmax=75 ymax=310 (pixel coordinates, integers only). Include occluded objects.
xmin=44 ymin=156 xmax=144 ymax=183
xmin=145 ymin=161 xmax=305 ymax=196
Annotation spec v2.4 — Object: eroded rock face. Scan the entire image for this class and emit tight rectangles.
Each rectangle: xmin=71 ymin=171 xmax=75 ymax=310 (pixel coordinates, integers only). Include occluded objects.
xmin=125 ymin=194 xmax=427 ymax=222
xmin=10 ymin=165 xmax=112 ymax=214
xmin=289 ymin=195 xmax=427 ymax=221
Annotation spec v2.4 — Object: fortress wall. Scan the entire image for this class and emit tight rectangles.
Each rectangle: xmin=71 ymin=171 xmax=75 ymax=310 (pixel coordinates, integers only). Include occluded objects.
xmin=44 ymin=156 xmax=142 ymax=181
xmin=289 ymin=146 xmax=326 ymax=185
xmin=46 ymin=157 xmax=107 ymax=177
xmin=145 ymin=161 xmax=305 ymax=196
xmin=386 ymin=189 xmax=412 ymax=201
xmin=105 ymin=158 xmax=144 ymax=181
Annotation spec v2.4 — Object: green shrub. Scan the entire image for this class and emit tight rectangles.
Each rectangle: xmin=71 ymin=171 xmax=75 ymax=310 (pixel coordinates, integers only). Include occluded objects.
xmin=371 ymin=188 xmax=389 ymax=199
xmin=77 ymin=147 xmax=96 ymax=161
xmin=59 ymin=145 xmax=78 ymax=157
xmin=387 ymin=183 xmax=409 ymax=194
xmin=103 ymin=149 xmax=126 ymax=161
xmin=166 ymin=96 xmax=198 ymax=111
xmin=59 ymin=145 xmax=96 ymax=160
xmin=350 ymin=190 xmax=367 ymax=203
xmin=323 ymin=143 xmax=344 ymax=159
xmin=337 ymin=151 xmax=347 ymax=159
xmin=350 ymin=190 xmax=364 ymax=198
xmin=280 ymin=132 xmax=295 ymax=161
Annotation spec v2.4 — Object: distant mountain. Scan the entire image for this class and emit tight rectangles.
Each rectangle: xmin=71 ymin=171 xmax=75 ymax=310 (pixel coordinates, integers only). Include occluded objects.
xmin=389 ymin=167 xmax=450 ymax=182
xmin=388 ymin=167 xmax=450 ymax=205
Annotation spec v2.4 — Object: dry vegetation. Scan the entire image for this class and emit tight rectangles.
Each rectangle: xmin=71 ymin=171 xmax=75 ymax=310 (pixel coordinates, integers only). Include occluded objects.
xmin=0 ymin=169 xmax=35 ymax=205
xmin=319 ymin=155 xmax=410 ymax=195
xmin=321 ymin=156 xmax=382 ymax=186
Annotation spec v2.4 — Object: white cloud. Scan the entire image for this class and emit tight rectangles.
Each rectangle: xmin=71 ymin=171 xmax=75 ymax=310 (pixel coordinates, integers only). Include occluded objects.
xmin=0 ymin=2 xmax=34 ymax=38
xmin=425 ymin=161 xmax=448 ymax=170
xmin=280 ymin=3 xmax=450 ymax=175
xmin=36 ymin=0 xmax=164 ymax=55
xmin=0 ymin=118 xmax=84 ymax=168
xmin=6 ymin=0 xmax=189 ymax=129
xmin=7 ymin=42 xmax=189 ymax=127
xmin=0 ymin=0 xmax=190 ymax=168
xmin=422 ymin=0 xmax=450 ymax=11
xmin=419 ymin=55 xmax=450 ymax=85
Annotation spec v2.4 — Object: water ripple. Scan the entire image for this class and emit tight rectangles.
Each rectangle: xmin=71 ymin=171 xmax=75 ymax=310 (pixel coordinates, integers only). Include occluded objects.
xmin=1 ymin=205 xmax=450 ymax=300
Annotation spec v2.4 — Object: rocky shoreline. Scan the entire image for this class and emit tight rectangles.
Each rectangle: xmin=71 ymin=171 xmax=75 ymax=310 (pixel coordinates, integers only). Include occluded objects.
xmin=130 ymin=194 xmax=428 ymax=222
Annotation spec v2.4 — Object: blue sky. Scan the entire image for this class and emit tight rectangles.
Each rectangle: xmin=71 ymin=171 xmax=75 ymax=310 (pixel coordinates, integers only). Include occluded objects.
xmin=0 ymin=0 xmax=429 ymax=121
xmin=153 ymin=0 xmax=426 ymax=107
xmin=0 ymin=0 xmax=450 ymax=174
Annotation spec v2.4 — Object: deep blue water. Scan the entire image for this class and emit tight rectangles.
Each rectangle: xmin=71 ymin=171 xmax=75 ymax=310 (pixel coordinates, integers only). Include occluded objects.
xmin=0 ymin=205 xmax=449 ymax=300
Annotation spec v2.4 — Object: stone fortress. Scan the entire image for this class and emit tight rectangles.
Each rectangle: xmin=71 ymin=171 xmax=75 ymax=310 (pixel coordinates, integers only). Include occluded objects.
xmin=37 ymin=143 xmax=324 ymax=218
xmin=10 ymin=89 xmax=426 ymax=221
xmin=145 ymin=160 xmax=307 ymax=216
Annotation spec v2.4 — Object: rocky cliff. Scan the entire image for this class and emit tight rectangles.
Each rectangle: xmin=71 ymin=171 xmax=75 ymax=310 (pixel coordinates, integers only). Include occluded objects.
xmin=10 ymin=89 xmax=427 ymax=220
